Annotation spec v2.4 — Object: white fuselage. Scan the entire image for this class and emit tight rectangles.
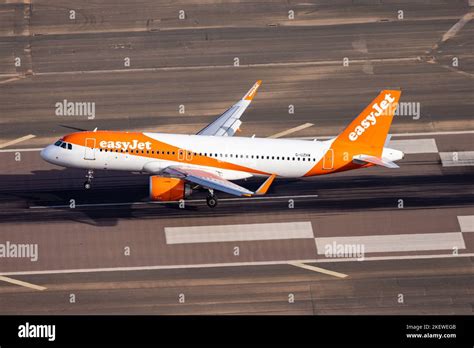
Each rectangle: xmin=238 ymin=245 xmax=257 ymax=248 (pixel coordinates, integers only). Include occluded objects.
xmin=41 ymin=132 xmax=403 ymax=180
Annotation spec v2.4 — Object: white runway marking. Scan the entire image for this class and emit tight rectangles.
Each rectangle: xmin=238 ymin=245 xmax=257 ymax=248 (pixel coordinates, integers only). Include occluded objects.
xmin=458 ymin=216 xmax=474 ymax=232
xmin=34 ymin=57 xmax=419 ymax=77
xmin=0 ymin=147 xmax=43 ymax=153
xmin=0 ymin=275 xmax=46 ymax=291
xmin=315 ymin=232 xmax=465 ymax=254
xmin=0 ymin=134 xmax=36 ymax=149
xmin=288 ymin=262 xmax=347 ymax=278
xmin=439 ymin=151 xmax=474 ymax=167
xmin=388 ymin=139 xmax=438 ymax=154
xmin=165 ymin=221 xmax=314 ymax=244
xmin=1 ymin=253 xmax=473 ymax=277
xmin=441 ymin=12 xmax=473 ymax=42
xmin=0 ymin=77 xmax=21 ymax=85
xmin=29 ymin=194 xmax=319 ymax=209
xmin=268 ymin=123 xmax=314 ymax=139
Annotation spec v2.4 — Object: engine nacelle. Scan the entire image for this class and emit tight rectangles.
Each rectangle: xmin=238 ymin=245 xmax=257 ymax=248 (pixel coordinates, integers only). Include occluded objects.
xmin=149 ymin=176 xmax=192 ymax=201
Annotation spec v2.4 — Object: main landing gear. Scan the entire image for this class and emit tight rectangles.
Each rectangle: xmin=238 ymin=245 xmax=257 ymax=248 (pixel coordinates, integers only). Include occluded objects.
xmin=84 ymin=169 xmax=94 ymax=190
xmin=206 ymin=189 xmax=218 ymax=208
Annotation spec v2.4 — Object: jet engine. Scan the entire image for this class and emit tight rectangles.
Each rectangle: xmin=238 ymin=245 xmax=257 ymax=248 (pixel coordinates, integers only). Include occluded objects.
xmin=149 ymin=176 xmax=192 ymax=201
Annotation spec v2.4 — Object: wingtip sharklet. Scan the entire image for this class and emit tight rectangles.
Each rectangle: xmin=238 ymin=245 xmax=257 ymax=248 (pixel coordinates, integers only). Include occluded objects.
xmin=255 ymin=173 xmax=276 ymax=195
xmin=243 ymin=80 xmax=262 ymax=101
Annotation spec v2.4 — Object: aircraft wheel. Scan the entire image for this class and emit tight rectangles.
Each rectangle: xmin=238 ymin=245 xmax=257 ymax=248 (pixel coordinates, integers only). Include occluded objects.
xmin=206 ymin=195 xmax=218 ymax=208
xmin=84 ymin=181 xmax=92 ymax=190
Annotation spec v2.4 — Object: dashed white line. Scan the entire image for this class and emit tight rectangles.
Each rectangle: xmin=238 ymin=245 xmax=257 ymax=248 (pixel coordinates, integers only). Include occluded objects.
xmin=388 ymin=139 xmax=438 ymax=154
xmin=165 ymin=222 xmax=314 ymax=244
xmin=315 ymin=232 xmax=465 ymax=254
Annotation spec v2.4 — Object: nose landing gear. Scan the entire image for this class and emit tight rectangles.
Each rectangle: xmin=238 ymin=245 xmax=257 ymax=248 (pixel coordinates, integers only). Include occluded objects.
xmin=84 ymin=169 xmax=94 ymax=190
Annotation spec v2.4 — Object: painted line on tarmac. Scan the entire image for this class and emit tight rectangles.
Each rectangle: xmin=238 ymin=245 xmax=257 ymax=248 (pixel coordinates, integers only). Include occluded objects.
xmin=0 ymin=134 xmax=36 ymax=149
xmin=1 ymin=253 xmax=473 ymax=277
xmin=0 ymin=275 xmax=46 ymax=291
xmin=439 ymin=151 xmax=474 ymax=167
xmin=165 ymin=221 xmax=314 ymax=244
xmin=28 ymin=194 xmax=319 ymax=209
xmin=0 ymin=77 xmax=22 ymax=85
xmin=0 ymin=147 xmax=43 ymax=153
xmin=441 ymin=12 xmax=473 ymax=43
xmin=33 ymin=57 xmax=419 ymax=77
xmin=288 ymin=262 xmax=348 ymax=278
xmin=458 ymin=215 xmax=474 ymax=233
xmin=268 ymin=123 xmax=314 ymax=139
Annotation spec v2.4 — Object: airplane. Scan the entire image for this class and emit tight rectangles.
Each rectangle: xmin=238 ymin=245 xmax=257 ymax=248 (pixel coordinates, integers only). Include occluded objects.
xmin=40 ymin=81 xmax=404 ymax=208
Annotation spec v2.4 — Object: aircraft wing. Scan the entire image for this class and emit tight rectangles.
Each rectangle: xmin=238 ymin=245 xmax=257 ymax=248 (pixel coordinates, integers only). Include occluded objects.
xmin=162 ymin=166 xmax=254 ymax=196
xmin=196 ymin=80 xmax=262 ymax=137
xmin=162 ymin=166 xmax=277 ymax=197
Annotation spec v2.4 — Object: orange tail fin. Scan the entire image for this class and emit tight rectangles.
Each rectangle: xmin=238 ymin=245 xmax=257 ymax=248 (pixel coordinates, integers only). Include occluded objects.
xmin=336 ymin=90 xmax=401 ymax=156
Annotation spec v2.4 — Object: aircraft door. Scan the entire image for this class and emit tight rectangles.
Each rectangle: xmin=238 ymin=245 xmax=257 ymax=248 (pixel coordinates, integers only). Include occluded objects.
xmin=84 ymin=138 xmax=96 ymax=160
xmin=322 ymin=149 xmax=334 ymax=170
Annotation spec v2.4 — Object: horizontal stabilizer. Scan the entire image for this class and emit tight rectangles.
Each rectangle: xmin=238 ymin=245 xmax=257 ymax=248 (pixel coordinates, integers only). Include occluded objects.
xmin=353 ymin=154 xmax=399 ymax=169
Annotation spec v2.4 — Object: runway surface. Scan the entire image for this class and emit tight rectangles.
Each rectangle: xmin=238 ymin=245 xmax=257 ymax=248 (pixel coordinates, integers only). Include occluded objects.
xmin=0 ymin=0 xmax=473 ymax=314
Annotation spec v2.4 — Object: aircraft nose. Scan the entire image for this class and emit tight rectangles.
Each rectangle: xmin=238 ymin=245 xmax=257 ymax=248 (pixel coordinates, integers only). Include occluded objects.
xmin=40 ymin=145 xmax=55 ymax=163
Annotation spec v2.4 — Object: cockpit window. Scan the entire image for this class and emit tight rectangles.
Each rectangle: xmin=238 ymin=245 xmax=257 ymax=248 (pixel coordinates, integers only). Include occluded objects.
xmin=67 ymin=143 xmax=72 ymax=150
xmin=54 ymin=140 xmax=62 ymax=146
xmin=61 ymin=143 xmax=67 ymax=149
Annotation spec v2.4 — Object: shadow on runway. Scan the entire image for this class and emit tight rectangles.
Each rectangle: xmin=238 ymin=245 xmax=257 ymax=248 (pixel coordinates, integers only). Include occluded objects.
xmin=0 ymin=164 xmax=472 ymax=226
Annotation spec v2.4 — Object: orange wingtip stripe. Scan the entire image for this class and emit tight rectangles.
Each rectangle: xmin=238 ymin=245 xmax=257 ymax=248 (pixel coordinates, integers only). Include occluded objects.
xmin=244 ymin=80 xmax=262 ymax=101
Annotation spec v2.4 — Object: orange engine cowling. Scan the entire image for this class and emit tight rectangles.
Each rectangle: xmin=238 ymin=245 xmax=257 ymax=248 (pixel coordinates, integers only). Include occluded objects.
xmin=149 ymin=176 xmax=192 ymax=201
